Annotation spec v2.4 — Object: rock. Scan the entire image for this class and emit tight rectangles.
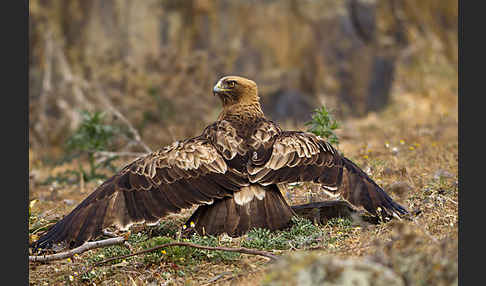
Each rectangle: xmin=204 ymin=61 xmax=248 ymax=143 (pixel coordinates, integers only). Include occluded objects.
xmin=262 ymin=252 xmax=404 ymax=286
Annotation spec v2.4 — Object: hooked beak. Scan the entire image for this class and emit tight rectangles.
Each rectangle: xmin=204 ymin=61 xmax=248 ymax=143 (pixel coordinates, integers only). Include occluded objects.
xmin=213 ymin=80 xmax=230 ymax=96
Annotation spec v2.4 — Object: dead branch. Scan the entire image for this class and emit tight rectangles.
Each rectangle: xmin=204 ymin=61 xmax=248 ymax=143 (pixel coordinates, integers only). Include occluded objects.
xmin=204 ymin=271 xmax=233 ymax=285
xmin=95 ymin=241 xmax=279 ymax=267
xmin=29 ymin=237 xmax=126 ymax=263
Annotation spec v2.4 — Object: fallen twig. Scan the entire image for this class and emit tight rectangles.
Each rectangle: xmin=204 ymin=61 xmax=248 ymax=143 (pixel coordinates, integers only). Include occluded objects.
xmin=95 ymin=241 xmax=279 ymax=267
xmin=29 ymin=237 xmax=126 ymax=263
xmin=205 ymin=271 xmax=233 ymax=284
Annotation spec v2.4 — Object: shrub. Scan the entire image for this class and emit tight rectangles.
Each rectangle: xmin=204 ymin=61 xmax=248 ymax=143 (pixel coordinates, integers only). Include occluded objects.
xmin=66 ymin=110 xmax=117 ymax=181
xmin=305 ymin=106 xmax=340 ymax=145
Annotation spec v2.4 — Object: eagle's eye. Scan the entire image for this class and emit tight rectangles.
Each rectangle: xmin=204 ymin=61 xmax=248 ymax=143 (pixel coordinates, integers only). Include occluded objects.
xmin=227 ymin=80 xmax=236 ymax=88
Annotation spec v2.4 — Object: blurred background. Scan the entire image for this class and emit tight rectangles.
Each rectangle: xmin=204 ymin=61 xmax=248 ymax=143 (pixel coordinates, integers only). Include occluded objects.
xmin=29 ymin=0 xmax=458 ymax=159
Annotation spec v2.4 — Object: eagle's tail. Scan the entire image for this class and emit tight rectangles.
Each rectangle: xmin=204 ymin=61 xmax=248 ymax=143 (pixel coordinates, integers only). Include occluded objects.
xmin=188 ymin=184 xmax=295 ymax=237
xmin=339 ymin=157 xmax=409 ymax=218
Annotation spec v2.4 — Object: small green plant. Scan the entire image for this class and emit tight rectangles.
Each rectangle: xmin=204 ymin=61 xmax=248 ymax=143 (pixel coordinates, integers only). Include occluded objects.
xmin=325 ymin=217 xmax=353 ymax=229
xmin=140 ymin=234 xmax=240 ymax=265
xmin=242 ymin=228 xmax=289 ymax=250
xmin=81 ymin=268 xmax=103 ymax=284
xmin=242 ymin=217 xmax=326 ymax=250
xmin=141 ymin=236 xmax=178 ymax=265
xmin=305 ymin=105 xmax=340 ymax=145
xmin=188 ymin=234 xmax=240 ymax=262
xmin=126 ymin=231 xmax=150 ymax=244
xmin=148 ymin=218 xmax=185 ymax=238
xmin=87 ymin=244 xmax=131 ymax=264
xmin=66 ymin=110 xmax=118 ymax=181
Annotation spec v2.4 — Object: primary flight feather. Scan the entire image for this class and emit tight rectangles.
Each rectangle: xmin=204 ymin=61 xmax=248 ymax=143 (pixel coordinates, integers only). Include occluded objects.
xmin=32 ymin=76 xmax=408 ymax=251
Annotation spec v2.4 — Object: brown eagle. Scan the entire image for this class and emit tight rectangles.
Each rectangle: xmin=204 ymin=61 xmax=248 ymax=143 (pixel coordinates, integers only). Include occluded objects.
xmin=33 ymin=76 xmax=408 ymax=250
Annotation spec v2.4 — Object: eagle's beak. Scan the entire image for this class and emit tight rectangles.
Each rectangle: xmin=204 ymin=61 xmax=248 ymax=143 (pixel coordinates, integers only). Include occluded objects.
xmin=213 ymin=84 xmax=221 ymax=95
xmin=213 ymin=80 xmax=230 ymax=95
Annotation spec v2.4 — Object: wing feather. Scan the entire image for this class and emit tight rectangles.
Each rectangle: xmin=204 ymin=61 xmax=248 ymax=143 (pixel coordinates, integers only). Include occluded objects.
xmin=247 ymin=123 xmax=408 ymax=220
xmin=248 ymin=131 xmax=342 ymax=188
xmin=33 ymin=132 xmax=246 ymax=250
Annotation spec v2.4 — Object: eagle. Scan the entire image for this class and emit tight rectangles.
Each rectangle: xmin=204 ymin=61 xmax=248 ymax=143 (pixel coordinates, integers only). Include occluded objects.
xmin=32 ymin=76 xmax=408 ymax=251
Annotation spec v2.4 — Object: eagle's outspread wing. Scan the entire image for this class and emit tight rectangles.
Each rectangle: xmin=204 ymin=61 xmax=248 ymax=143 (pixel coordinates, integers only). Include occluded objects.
xmin=248 ymin=129 xmax=341 ymax=188
xmin=33 ymin=133 xmax=247 ymax=250
xmin=245 ymin=120 xmax=407 ymax=219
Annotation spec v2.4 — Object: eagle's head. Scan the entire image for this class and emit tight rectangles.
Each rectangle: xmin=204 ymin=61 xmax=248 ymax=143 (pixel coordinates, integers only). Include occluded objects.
xmin=213 ymin=76 xmax=259 ymax=106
